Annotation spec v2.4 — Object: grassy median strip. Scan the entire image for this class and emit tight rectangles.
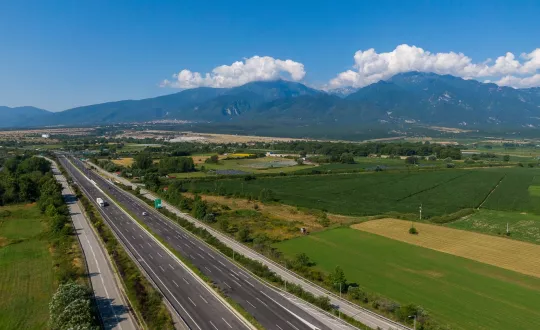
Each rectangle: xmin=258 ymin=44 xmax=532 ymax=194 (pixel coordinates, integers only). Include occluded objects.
xmin=101 ymin=186 xmax=263 ymax=330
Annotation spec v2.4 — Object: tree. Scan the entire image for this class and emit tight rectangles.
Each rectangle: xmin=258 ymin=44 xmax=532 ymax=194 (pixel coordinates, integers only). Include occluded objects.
xmin=327 ymin=266 xmax=348 ymax=293
xmin=299 ymin=151 xmax=307 ymax=158
xmin=295 ymin=253 xmax=312 ymax=268
xmin=503 ymin=154 xmax=510 ymax=162
xmin=296 ymin=158 xmax=304 ymax=165
xmin=205 ymin=155 xmax=219 ymax=164
xmin=134 ymin=152 xmax=153 ymax=169
xmin=49 ymin=282 xmax=95 ymax=330
xmin=236 ymin=225 xmax=251 ymax=242
xmin=340 ymin=153 xmax=355 ymax=164
xmin=405 ymin=156 xmax=419 ymax=164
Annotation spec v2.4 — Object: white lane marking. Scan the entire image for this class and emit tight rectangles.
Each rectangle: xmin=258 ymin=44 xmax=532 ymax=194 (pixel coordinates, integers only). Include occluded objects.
xmin=159 ymin=266 xmax=165 ymax=272
xmin=245 ymin=280 xmax=255 ymax=288
xmin=261 ymin=291 xmax=320 ymax=330
xmin=212 ymin=265 xmax=221 ymax=272
xmin=188 ymin=296 xmax=196 ymax=307
xmin=157 ymin=252 xmax=163 ymax=258
xmin=207 ymin=253 xmax=215 ymax=260
xmin=139 ymin=234 xmax=143 ymax=238
xmin=197 ymin=246 xmax=204 ymax=251
xmin=276 ymin=325 xmax=284 ymax=330
xmin=247 ymin=301 xmax=256 ymax=309
xmin=219 ymin=261 xmax=226 ymax=267
xmin=183 ymin=243 xmax=190 ymax=248
xmin=232 ymin=279 xmax=241 ymax=286
xmin=197 ymin=253 xmax=205 ymax=259
xmin=287 ymin=321 xmax=300 ymax=330
xmin=132 ymin=235 xmax=135 ymax=239
xmin=205 ymin=266 xmax=212 ymax=273
xmin=147 ymin=242 xmax=151 ymax=247
xmin=230 ymin=273 xmax=240 ymax=281
xmin=222 ymin=318 xmax=233 ymax=329
xmin=169 ymin=264 xmax=174 ymax=270
xmin=182 ymin=277 xmax=190 ymax=285
xmin=223 ymin=282 xmax=231 ymax=288
xmin=209 ymin=321 xmax=219 ymax=330
xmin=139 ymin=244 xmax=144 ymax=248
xmin=172 ymin=280 xmax=179 ymax=287
xmin=256 ymin=297 xmax=268 ymax=307
xmin=149 ymin=254 xmax=153 ymax=259
xmin=199 ymin=295 xmax=208 ymax=304
xmin=189 ymin=254 xmax=195 ymax=259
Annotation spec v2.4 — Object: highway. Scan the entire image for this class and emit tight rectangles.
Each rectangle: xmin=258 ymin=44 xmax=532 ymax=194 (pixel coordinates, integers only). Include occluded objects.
xmin=59 ymin=155 xmax=252 ymax=330
xmin=48 ymin=158 xmax=138 ymax=330
xmin=65 ymin=155 xmax=356 ymax=330
xmin=87 ymin=159 xmax=411 ymax=330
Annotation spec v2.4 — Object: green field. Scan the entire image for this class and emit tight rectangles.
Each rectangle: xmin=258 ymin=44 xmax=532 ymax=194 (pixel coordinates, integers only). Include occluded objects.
xmin=190 ymin=169 xmax=507 ymax=217
xmin=0 ymin=204 xmax=55 ymax=330
xmin=274 ymin=227 xmax=540 ymax=330
xmin=448 ymin=209 xmax=540 ymax=244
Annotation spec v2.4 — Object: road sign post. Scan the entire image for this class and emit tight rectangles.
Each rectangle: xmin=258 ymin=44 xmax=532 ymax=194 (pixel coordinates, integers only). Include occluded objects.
xmin=154 ymin=199 xmax=162 ymax=209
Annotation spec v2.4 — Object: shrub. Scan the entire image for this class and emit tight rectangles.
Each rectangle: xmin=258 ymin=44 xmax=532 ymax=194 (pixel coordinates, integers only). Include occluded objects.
xmin=409 ymin=226 xmax=418 ymax=235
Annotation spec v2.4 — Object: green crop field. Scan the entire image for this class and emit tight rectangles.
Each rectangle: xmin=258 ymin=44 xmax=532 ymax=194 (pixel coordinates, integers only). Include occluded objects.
xmin=190 ymin=169 xmax=506 ymax=217
xmin=480 ymin=167 xmax=540 ymax=214
xmin=448 ymin=209 xmax=540 ymax=244
xmin=0 ymin=204 xmax=55 ymax=330
xmin=274 ymin=227 xmax=540 ymax=330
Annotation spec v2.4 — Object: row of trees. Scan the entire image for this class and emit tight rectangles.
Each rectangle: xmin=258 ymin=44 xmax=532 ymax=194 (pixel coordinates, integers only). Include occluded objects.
xmin=0 ymin=156 xmax=53 ymax=205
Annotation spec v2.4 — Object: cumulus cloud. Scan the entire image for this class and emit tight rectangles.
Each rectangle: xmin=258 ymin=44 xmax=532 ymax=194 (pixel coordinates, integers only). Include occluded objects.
xmin=161 ymin=56 xmax=306 ymax=89
xmin=328 ymin=44 xmax=540 ymax=89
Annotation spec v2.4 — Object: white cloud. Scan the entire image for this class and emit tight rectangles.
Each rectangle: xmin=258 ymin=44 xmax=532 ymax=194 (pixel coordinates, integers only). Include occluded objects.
xmin=161 ymin=56 xmax=306 ymax=89
xmin=328 ymin=44 xmax=540 ymax=89
xmin=495 ymin=74 xmax=540 ymax=88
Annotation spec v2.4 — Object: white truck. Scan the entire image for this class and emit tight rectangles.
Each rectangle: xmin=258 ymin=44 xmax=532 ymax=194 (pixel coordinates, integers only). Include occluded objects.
xmin=96 ymin=197 xmax=106 ymax=207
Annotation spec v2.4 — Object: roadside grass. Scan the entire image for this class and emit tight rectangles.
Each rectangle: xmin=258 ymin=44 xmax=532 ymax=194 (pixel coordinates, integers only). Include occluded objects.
xmin=188 ymin=169 xmax=505 ymax=217
xmin=448 ymin=209 xmax=540 ymax=244
xmin=0 ymin=204 xmax=55 ymax=330
xmin=274 ymin=227 xmax=540 ymax=330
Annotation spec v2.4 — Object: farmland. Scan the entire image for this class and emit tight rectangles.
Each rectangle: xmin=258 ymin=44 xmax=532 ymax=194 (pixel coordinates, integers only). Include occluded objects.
xmin=0 ymin=204 xmax=55 ymax=330
xmin=449 ymin=209 xmax=540 ymax=244
xmin=188 ymin=169 xmax=506 ymax=217
xmin=352 ymin=219 xmax=540 ymax=277
xmin=274 ymin=227 xmax=540 ymax=330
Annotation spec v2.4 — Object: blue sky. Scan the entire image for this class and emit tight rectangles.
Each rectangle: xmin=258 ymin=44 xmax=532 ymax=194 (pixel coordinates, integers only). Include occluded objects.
xmin=1 ymin=0 xmax=539 ymax=111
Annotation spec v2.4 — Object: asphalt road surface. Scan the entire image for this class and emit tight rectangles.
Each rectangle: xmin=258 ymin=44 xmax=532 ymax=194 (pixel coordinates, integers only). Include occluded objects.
xmin=87 ymin=159 xmax=411 ymax=330
xmin=65 ymin=155 xmax=355 ymax=330
xmin=59 ymin=155 xmax=252 ymax=330
xmin=49 ymin=159 xmax=138 ymax=330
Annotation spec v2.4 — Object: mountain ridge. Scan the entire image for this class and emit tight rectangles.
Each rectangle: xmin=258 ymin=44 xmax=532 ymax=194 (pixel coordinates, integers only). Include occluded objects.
xmin=2 ymin=73 xmax=540 ymax=129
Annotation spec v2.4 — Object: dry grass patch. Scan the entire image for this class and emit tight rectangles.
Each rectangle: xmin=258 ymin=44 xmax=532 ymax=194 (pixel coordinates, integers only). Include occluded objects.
xmin=185 ymin=193 xmax=360 ymax=231
xmin=112 ymin=157 xmax=134 ymax=166
xmin=352 ymin=218 xmax=540 ymax=278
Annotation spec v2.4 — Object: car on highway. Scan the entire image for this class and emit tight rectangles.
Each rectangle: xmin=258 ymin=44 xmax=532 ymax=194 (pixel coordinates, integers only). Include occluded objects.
xmin=142 ymin=211 xmax=148 ymax=216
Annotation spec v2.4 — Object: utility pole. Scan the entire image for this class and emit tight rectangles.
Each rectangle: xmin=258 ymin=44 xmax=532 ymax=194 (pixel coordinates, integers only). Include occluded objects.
xmin=419 ymin=203 xmax=423 ymax=221
xmin=507 ymin=222 xmax=509 ymax=235
xmin=339 ymin=282 xmax=342 ymax=319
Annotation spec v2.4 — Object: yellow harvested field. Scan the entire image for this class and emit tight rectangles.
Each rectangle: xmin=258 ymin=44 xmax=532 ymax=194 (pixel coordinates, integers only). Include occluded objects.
xmin=352 ymin=219 xmax=540 ymax=278
xmin=192 ymin=155 xmax=227 ymax=164
xmin=112 ymin=157 xmax=134 ymax=166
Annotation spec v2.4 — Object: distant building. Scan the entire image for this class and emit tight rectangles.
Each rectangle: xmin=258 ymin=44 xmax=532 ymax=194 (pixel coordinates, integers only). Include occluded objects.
xmin=41 ymin=134 xmax=50 ymax=138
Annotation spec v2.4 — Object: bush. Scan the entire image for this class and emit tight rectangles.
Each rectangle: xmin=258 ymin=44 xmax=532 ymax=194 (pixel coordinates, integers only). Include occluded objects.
xmin=409 ymin=226 xmax=418 ymax=235
xmin=49 ymin=282 xmax=96 ymax=330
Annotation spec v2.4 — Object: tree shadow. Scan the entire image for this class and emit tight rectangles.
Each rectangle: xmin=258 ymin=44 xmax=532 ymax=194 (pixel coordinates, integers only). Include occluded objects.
xmin=94 ymin=295 xmax=131 ymax=329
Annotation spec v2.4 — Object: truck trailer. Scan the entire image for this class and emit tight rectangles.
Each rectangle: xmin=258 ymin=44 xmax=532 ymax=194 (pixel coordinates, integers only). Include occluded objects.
xmin=96 ymin=197 xmax=106 ymax=207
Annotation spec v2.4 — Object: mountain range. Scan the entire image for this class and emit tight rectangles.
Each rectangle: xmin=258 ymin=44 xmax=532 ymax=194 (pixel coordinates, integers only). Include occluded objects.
xmin=3 ymin=72 xmax=540 ymax=130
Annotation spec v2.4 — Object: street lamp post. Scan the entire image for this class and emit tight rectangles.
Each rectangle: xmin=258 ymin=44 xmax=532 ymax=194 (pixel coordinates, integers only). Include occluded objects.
xmin=409 ymin=315 xmax=417 ymax=330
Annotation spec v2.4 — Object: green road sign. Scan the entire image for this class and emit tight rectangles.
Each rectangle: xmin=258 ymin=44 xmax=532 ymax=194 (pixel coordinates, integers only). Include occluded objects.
xmin=154 ymin=199 xmax=162 ymax=209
